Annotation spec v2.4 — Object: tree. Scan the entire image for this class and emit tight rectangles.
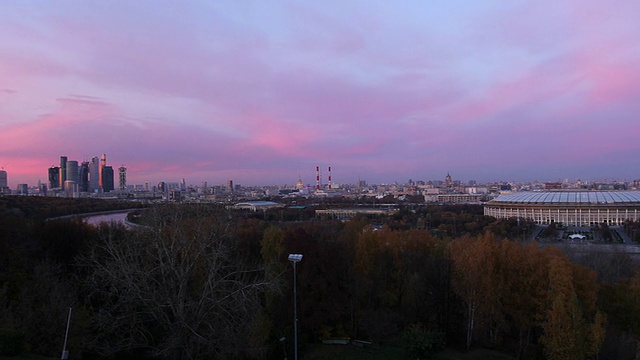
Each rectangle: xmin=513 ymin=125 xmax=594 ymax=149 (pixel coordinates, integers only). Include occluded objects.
xmin=448 ymin=233 xmax=498 ymax=349
xmin=539 ymin=248 xmax=605 ymax=360
xmin=81 ymin=206 xmax=274 ymax=359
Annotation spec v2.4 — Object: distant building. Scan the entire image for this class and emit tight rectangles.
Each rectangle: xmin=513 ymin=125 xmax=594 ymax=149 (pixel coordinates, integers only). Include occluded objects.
xmin=544 ymin=182 xmax=562 ymax=190
xmin=119 ymin=166 xmax=127 ymax=191
xmin=66 ymin=160 xmax=78 ymax=183
xmin=234 ymin=201 xmax=283 ymax=211
xmin=59 ymin=156 xmax=67 ymax=188
xmin=316 ymin=207 xmax=399 ymax=220
xmin=102 ymin=166 xmax=114 ymax=192
xmin=445 ymin=173 xmax=453 ymax=188
xmin=79 ymin=162 xmax=90 ymax=192
xmin=425 ymin=193 xmax=483 ymax=204
xmin=0 ymin=170 xmax=7 ymax=190
xmin=169 ymin=189 xmax=182 ymax=202
xmin=48 ymin=166 xmax=60 ymax=189
xmin=89 ymin=156 xmax=100 ymax=192
xmin=484 ymin=191 xmax=640 ymax=226
xmin=16 ymin=183 xmax=28 ymax=195
xmin=99 ymin=154 xmax=107 ymax=190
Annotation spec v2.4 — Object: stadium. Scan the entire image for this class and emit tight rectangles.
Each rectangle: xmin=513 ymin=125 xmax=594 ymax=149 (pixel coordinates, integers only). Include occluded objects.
xmin=484 ymin=191 xmax=640 ymax=226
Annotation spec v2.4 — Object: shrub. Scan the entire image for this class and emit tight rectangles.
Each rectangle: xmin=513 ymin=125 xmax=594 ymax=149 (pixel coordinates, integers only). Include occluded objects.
xmin=402 ymin=324 xmax=445 ymax=359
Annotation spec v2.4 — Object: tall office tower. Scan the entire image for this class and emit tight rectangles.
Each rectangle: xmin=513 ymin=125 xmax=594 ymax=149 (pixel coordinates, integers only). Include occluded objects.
xmin=99 ymin=154 xmax=107 ymax=190
xmin=79 ymin=162 xmax=90 ymax=192
xmin=102 ymin=165 xmax=114 ymax=192
xmin=180 ymin=178 xmax=186 ymax=191
xmin=66 ymin=160 xmax=79 ymax=183
xmin=59 ymin=156 xmax=68 ymax=188
xmin=0 ymin=170 xmax=7 ymax=189
xmin=48 ymin=166 xmax=59 ymax=189
xmin=227 ymin=180 xmax=233 ymax=193
xmin=89 ymin=156 xmax=99 ymax=192
xmin=119 ymin=166 xmax=127 ymax=191
xmin=145 ymin=181 xmax=149 ymax=191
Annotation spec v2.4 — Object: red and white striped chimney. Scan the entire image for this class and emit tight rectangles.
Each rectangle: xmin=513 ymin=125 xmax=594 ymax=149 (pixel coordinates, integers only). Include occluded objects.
xmin=328 ymin=166 xmax=332 ymax=189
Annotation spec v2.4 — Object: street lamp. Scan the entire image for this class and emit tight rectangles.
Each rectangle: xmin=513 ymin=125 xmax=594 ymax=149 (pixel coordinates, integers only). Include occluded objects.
xmin=288 ymin=253 xmax=303 ymax=360
xmin=279 ymin=337 xmax=287 ymax=360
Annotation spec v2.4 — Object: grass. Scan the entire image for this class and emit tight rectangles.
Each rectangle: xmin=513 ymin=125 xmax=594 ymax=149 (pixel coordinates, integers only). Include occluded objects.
xmin=0 ymin=355 xmax=57 ymax=360
xmin=303 ymin=344 xmax=516 ymax=360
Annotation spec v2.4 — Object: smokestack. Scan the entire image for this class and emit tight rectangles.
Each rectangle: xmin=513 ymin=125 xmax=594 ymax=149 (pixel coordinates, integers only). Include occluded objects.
xmin=328 ymin=166 xmax=332 ymax=190
xmin=316 ymin=165 xmax=320 ymax=190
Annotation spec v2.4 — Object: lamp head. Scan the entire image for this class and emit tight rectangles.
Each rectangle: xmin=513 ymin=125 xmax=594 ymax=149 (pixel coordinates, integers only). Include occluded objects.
xmin=288 ymin=254 xmax=303 ymax=262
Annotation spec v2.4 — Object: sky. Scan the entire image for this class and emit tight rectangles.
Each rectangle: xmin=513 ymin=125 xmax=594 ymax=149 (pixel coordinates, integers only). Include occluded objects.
xmin=1 ymin=1 xmax=640 ymax=187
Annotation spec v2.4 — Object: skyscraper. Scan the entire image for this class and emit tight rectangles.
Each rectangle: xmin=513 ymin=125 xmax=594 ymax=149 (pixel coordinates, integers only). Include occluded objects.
xmin=66 ymin=160 xmax=78 ymax=183
xmin=0 ymin=170 xmax=7 ymax=190
xmin=119 ymin=166 xmax=127 ymax=191
xmin=89 ymin=156 xmax=99 ymax=192
xmin=59 ymin=156 xmax=67 ymax=188
xmin=102 ymin=165 xmax=114 ymax=192
xmin=48 ymin=166 xmax=60 ymax=189
xmin=99 ymin=154 xmax=107 ymax=190
xmin=79 ymin=162 xmax=90 ymax=192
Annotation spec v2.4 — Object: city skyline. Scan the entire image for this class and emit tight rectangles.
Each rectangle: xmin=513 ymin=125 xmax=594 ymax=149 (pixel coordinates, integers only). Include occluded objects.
xmin=2 ymin=1 xmax=640 ymax=187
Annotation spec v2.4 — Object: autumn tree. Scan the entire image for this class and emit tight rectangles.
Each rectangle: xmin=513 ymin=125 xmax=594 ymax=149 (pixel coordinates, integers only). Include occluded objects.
xmin=539 ymin=248 xmax=605 ymax=360
xmin=448 ymin=233 xmax=499 ymax=349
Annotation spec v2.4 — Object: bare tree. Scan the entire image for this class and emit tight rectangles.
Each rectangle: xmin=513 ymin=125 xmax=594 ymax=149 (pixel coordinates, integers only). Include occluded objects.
xmin=81 ymin=206 xmax=274 ymax=359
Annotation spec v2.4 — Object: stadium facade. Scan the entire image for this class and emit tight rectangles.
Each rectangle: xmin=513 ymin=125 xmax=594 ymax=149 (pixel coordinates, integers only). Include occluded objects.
xmin=484 ymin=191 xmax=640 ymax=226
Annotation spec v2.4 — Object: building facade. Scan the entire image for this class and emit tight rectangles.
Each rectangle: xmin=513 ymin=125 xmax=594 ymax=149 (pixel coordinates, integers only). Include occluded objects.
xmin=484 ymin=191 xmax=640 ymax=226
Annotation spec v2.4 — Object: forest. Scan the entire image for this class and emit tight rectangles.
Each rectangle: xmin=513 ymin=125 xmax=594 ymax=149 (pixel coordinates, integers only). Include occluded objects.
xmin=0 ymin=197 xmax=639 ymax=360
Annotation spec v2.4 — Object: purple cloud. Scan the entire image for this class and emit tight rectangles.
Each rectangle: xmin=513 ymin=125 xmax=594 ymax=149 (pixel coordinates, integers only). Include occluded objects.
xmin=1 ymin=1 xmax=640 ymax=187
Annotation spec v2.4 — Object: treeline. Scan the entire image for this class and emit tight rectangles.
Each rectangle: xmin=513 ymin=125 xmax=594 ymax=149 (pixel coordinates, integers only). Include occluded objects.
xmin=0 ymin=200 xmax=639 ymax=359
xmin=0 ymin=196 xmax=141 ymax=220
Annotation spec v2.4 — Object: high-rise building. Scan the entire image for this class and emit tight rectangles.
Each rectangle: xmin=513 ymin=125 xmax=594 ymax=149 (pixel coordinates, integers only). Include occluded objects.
xmin=48 ymin=166 xmax=60 ymax=189
xmin=79 ymin=162 xmax=90 ymax=192
xmin=16 ymin=184 xmax=28 ymax=195
xmin=59 ymin=156 xmax=67 ymax=188
xmin=227 ymin=180 xmax=234 ymax=193
xmin=0 ymin=170 xmax=7 ymax=190
xmin=102 ymin=165 xmax=114 ymax=192
xmin=445 ymin=173 xmax=453 ymax=188
xmin=89 ymin=157 xmax=99 ymax=192
xmin=99 ymin=154 xmax=107 ymax=190
xmin=66 ymin=160 xmax=78 ymax=183
xmin=119 ymin=166 xmax=127 ymax=191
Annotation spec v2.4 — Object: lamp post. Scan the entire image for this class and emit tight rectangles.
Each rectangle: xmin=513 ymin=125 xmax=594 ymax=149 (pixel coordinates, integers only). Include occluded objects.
xmin=61 ymin=307 xmax=72 ymax=360
xmin=288 ymin=254 xmax=303 ymax=360
xmin=279 ymin=337 xmax=287 ymax=360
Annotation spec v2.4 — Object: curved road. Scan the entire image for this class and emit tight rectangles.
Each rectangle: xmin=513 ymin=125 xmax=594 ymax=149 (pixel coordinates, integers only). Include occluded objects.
xmin=84 ymin=212 xmax=131 ymax=226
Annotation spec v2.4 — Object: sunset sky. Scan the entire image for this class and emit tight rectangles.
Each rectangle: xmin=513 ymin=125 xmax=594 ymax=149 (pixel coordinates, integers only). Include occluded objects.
xmin=2 ymin=1 xmax=640 ymax=187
